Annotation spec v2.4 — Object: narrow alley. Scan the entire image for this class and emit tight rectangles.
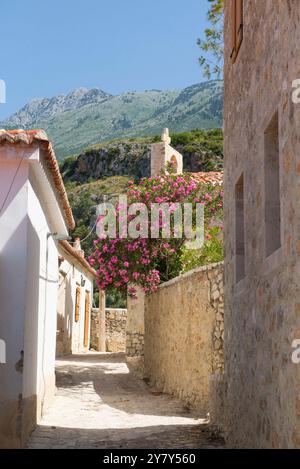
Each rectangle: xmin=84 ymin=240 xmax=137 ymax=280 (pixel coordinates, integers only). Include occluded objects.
xmin=27 ymin=353 xmax=224 ymax=449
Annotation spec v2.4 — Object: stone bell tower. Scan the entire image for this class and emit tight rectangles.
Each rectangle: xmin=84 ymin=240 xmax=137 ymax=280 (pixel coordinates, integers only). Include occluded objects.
xmin=150 ymin=128 xmax=183 ymax=177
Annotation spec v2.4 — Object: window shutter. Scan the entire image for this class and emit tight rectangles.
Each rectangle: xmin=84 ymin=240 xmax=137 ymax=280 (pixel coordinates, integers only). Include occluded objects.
xmin=84 ymin=292 xmax=90 ymax=348
xmin=230 ymin=0 xmax=237 ymax=61
xmin=231 ymin=0 xmax=243 ymax=63
xmin=75 ymin=286 xmax=81 ymax=322
xmin=236 ymin=0 xmax=243 ymax=51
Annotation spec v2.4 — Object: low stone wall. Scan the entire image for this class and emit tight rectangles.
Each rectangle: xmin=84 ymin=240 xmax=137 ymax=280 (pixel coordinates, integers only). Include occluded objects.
xmin=126 ymin=287 xmax=145 ymax=377
xmin=126 ymin=287 xmax=145 ymax=358
xmin=144 ymin=263 xmax=224 ymax=413
xmin=105 ymin=309 xmax=127 ymax=353
xmin=90 ymin=308 xmax=104 ymax=352
xmin=126 ymin=332 xmax=144 ymax=357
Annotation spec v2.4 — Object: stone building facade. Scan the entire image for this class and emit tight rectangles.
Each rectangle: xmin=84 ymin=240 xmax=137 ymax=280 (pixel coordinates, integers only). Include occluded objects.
xmin=223 ymin=0 xmax=300 ymax=448
xmin=144 ymin=263 xmax=224 ymax=412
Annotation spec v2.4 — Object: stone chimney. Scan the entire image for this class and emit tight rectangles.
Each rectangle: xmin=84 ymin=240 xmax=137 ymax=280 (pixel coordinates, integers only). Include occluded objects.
xmin=74 ymin=237 xmax=85 ymax=258
xmin=161 ymin=128 xmax=171 ymax=145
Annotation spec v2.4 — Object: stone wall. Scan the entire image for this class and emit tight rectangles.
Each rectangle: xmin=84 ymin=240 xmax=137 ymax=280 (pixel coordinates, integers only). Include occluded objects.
xmin=90 ymin=293 xmax=106 ymax=352
xmin=126 ymin=332 xmax=144 ymax=358
xmin=144 ymin=263 xmax=224 ymax=413
xmin=126 ymin=287 xmax=145 ymax=376
xmin=105 ymin=309 xmax=127 ymax=353
xmin=223 ymin=0 xmax=300 ymax=448
xmin=126 ymin=287 xmax=145 ymax=358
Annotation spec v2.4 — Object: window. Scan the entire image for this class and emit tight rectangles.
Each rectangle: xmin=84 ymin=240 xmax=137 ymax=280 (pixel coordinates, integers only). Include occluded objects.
xmin=230 ymin=0 xmax=244 ymax=63
xmin=170 ymin=155 xmax=178 ymax=173
xmin=75 ymin=285 xmax=81 ymax=322
xmin=264 ymin=111 xmax=281 ymax=257
xmin=235 ymin=173 xmax=245 ymax=282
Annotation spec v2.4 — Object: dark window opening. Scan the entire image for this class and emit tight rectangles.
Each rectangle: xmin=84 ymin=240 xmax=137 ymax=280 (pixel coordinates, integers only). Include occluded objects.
xmin=235 ymin=173 xmax=245 ymax=282
xmin=264 ymin=111 xmax=281 ymax=257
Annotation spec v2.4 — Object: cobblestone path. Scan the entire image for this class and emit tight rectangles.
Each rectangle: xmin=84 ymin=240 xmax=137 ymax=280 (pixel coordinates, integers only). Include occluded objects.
xmin=27 ymin=353 xmax=224 ymax=449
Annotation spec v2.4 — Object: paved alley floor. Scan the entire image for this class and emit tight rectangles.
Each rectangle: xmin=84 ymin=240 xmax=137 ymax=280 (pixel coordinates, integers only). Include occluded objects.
xmin=27 ymin=353 xmax=224 ymax=449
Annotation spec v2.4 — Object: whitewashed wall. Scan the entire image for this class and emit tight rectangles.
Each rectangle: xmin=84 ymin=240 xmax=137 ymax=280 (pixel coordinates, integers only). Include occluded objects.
xmin=0 ymin=148 xmax=68 ymax=448
xmin=56 ymin=256 xmax=93 ymax=356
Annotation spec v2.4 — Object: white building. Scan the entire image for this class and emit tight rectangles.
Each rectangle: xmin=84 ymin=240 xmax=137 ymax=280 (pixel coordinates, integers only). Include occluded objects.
xmin=0 ymin=129 xmax=75 ymax=448
xmin=150 ymin=128 xmax=183 ymax=176
xmin=56 ymin=239 xmax=96 ymax=356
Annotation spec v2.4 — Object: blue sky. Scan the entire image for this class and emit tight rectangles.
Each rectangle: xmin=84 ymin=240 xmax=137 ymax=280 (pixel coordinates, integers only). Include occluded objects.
xmin=0 ymin=0 xmax=211 ymax=120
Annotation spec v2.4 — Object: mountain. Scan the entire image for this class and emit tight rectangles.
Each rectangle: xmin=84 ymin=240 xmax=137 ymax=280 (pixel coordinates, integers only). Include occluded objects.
xmin=2 ymin=88 xmax=111 ymax=128
xmin=0 ymin=81 xmax=223 ymax=160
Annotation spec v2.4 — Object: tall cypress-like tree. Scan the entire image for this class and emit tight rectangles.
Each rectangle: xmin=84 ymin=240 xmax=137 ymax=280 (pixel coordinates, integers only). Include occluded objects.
xmin=198 ymin=0 xmax=224 ymax=79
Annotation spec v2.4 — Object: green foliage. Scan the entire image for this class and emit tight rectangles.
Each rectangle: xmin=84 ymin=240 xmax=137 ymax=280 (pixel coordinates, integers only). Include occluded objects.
xmin=181 ymin=226 xmax=224 ymax=272
xmin=61 ymin=129 xmax=224 ymax=187
xmin=198 ymin=0 xmax=224 ymax=79
xmin=93 ymin=288 xmax=127 ymax=309
xmin=105 ymin=289 xmax=127 ymax=309
xmin=66 ymin=176 xmax=131 ymax=257
xmin=171 ymin=128 xmax=223 ymax=156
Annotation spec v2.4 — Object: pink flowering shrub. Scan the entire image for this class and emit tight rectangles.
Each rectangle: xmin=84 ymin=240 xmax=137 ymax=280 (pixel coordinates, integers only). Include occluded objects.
xmin=89 ymin=174 xmax=223 ymax=297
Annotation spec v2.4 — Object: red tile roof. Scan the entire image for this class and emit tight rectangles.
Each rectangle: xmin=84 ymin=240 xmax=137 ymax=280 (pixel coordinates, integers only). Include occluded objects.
xmin=190 ymin=171 xmax=223 ymax=185
xmin=59 ymin=240 xmax=96 ymax=278
xmin=0 ymin=129 xmax=75 ymax=230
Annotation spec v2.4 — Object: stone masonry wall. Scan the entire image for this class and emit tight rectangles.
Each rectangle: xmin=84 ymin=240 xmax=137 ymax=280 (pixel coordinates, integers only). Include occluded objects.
xmin=126 ymin=287 xmax=145 ymax=358
xmin=90 ymin=293 xmax=106 ymax=352
xmin=90 ymin=308 xmax=101 ymax=351
xmin=126 ymin=333 xmax=144 ymax=358
xmin=223 ymin=1 xmax=300 ymax=448
xmin=105 ymin=309 xmax=127 ymax=353
xmin=144 ymin=263 xmax=224 ymax=412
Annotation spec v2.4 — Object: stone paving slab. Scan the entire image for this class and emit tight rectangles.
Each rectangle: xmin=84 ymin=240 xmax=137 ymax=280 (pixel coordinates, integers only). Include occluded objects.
xmin=27 ymin=353 xmax=224 ymax=449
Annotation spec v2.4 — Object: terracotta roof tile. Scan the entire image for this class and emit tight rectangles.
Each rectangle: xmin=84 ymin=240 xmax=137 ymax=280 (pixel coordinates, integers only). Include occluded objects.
xmin=0 ymin=129 xmax=75 ymax=230
xmin=189 ymin=171 xmax=223 ymax=186
xmin=59 ymin=240 xmax=96 ymax=278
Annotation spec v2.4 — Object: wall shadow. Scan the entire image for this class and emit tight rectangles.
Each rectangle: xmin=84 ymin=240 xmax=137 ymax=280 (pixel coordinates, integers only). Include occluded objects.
xmin=54 ymin=353 xmax=208 ymax=418
xmin=28 ymin=423 xmax=224 ymax=449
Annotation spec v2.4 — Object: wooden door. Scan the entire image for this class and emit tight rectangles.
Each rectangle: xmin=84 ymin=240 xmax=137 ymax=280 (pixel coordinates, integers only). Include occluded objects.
xmin=84 ymin=291 xmax=90 ymax=348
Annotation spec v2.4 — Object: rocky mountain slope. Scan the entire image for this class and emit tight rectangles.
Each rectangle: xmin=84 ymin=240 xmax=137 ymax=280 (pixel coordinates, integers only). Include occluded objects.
xmin=61 ymin=129 xmax=223 ymax=184
xmin=1 ymin=81 xmax=223 ymax=160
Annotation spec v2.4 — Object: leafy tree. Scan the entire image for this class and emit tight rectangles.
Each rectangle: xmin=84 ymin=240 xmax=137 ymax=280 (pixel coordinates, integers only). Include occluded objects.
xmin=198 ymin=0 xmax=224 ymax=79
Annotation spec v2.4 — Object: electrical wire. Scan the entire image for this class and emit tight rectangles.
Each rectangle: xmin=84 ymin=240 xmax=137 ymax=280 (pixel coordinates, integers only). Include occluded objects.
xmin=68 ymin=216 xmax=99 ymax=244
xmin=0 ymin=156 xmax=24 ymax=215
xmin=68 ymin=192 xmax=120 ymax=245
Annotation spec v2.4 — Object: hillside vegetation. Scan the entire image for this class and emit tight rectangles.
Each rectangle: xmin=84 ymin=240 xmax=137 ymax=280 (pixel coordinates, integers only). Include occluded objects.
xmin=61 ymin=128 xmax=223 ymax=184
xmin=0 ymin=81 xmax=223 ymax=160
